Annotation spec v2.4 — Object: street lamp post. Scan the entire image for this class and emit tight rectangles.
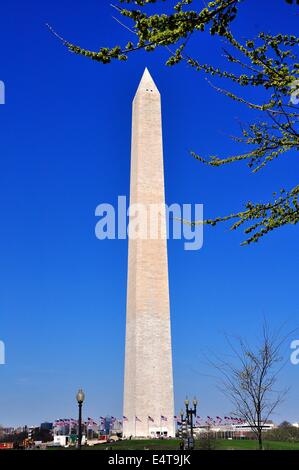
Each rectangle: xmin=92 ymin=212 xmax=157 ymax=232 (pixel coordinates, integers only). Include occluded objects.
xmin=76 ymin=389 xmax=85 ymax=449
xmin=185 ymin=397 xmax=198 ymax=449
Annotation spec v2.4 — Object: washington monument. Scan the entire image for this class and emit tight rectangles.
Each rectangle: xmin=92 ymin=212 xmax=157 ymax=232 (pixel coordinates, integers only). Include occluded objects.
xmin=123 ymin=68 xmax=175 ymax=438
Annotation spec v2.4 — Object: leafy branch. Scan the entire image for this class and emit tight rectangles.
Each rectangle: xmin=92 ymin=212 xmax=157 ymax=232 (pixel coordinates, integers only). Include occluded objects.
xmin=47 ymin=0 xmax=299 ymax=244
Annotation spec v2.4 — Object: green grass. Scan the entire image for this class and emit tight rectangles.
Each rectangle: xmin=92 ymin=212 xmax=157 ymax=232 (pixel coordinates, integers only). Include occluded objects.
xmin=215 ymin=439 xmax=299 ymax=450
xmin=66 ymin=439 xmax=299 ymax=451
xmin=80 ymin=439 xmax=181 ymax=451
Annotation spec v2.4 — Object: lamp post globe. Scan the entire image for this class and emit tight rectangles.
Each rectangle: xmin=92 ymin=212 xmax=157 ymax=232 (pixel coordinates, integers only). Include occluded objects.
xmin=76 ymin=389 xmax=85 ymax=404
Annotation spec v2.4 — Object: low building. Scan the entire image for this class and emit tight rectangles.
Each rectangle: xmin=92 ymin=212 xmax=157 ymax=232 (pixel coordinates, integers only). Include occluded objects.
xmin=53 ymin=434 xmax=86 ymax=447
xmin=193 ymin=421 xmax=276 ymax=438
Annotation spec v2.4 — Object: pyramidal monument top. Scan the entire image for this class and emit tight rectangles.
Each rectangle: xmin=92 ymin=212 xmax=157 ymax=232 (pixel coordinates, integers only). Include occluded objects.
xmin=134 ymin=67 xmax=160 ymax=97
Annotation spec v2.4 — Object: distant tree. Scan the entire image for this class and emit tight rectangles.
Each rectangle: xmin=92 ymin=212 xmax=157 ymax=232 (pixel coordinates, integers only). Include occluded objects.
xmin=265 ymin=423 xmax=299 ymax=442
xmin=279 ymin=420 xmax=292 ymax=427
xmin=197 ymin=426 xmax=217 ymax=450
xmin=0 ymin=430 xmax=27 ymax=444
xmin=32 ymin=427 xmax=53 ymax=443
xmin=210 ymin=324 xmax=289 ymax=450
xmin=48 ymin=0 xmax=299 ymax=245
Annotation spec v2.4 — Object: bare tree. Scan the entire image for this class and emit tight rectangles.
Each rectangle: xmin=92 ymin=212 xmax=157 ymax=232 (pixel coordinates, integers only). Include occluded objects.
xmin=212 ymin=324 xmax=290 ymax=450
xmin=198 ymin=429 xmax=216 ymax=450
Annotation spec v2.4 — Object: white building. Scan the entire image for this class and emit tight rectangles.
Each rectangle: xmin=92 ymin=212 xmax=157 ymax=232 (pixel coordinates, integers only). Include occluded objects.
xmin=193 ymin=421 xmax=276 ymax=437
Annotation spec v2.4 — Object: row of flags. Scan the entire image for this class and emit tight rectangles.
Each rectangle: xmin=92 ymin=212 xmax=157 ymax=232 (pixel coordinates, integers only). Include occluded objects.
xmin=53 ymin=419 xmax=78 ymax=427
xmin=53 ymin=417 xmax=99 ymax=428
xmin=123 ymin=415 xmax=246 ymax=425
xmin=194 ymin=416 xmax=246 ymax=426
xmin=123 ymin=415 xmax=169 ymax=423
xmin=53 ymin=415 xmax=247 ymax=427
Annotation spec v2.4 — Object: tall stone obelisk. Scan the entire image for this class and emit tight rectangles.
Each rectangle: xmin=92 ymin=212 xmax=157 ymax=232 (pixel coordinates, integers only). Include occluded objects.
xmin=123 ymin=68 xmax=175 ymax=438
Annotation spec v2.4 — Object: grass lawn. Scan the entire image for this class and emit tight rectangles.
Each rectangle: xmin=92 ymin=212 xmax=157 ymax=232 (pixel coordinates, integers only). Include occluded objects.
xmin=79 ymin=439 xmax=181 ymax=451
xmin=62 ymin=439 xmax=299 ymax=451
xmin=215 ymin=439 xmax=299 ymax=450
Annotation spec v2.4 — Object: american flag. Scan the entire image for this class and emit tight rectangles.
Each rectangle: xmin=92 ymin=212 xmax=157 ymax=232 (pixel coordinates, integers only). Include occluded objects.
xmin=161 ymin=415 xmax=167 ymax=421
xmin=87 ymin=417 xmax=97 ymax=426
xmin=148 ymin=416 xmax=154 ymax=422
xmin=235 ymin=418 xmax=245 ymax=424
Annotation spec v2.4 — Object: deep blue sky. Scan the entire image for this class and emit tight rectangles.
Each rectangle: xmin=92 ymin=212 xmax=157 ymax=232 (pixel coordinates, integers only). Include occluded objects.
xmin=0 ymin=0 xmax=298 ymax=427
